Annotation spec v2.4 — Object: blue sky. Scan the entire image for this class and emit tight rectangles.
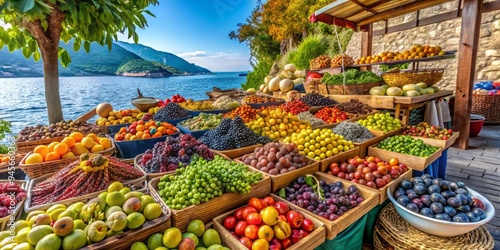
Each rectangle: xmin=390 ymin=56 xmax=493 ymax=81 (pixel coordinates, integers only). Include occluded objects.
xmin=118 ymin=0 xmax=258 ymax=72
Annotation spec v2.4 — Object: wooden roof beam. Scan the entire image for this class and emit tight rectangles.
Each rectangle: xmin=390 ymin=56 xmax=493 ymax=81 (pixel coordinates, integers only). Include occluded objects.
xmin=348 ymin=0 xmax=391 ymax=20
xmin=349 ymin=0 xmax=378 ymax=14
xmin=356 ymin=0 xmax=454 ymax=27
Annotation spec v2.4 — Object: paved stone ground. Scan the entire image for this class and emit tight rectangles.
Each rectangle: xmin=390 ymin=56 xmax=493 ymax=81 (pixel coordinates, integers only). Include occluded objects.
xmin=445 ymin=125 xmax=500 ymax=249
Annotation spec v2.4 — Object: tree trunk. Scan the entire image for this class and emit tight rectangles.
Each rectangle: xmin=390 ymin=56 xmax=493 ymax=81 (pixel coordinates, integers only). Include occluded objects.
xmin=40 ymin=45 xmax=64 ymax=124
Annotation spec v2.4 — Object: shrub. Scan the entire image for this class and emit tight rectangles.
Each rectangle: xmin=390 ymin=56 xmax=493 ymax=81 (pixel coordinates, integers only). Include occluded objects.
xmin=287 ymin=34 xmax=329 ymax=69
xmin=242 ymin=60 xmax=273 ymax=90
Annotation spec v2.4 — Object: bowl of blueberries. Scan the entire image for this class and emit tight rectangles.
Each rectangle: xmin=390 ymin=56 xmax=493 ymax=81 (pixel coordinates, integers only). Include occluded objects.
xmin=387 ymin=174 xmax=494 ymax=237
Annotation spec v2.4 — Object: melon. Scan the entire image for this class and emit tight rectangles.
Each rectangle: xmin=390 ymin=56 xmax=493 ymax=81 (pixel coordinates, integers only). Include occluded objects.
xmin=259 ymin=84 xmax=266 ymax=91
xmin=268 ymin=77 xmax=281 ymax=91
xmin=292 ymin=78 xmax=305 ymax=84
xmin=381 ymin=84 xmax=390 ymax=90
xmin=431 ymin=86 xmax=440 ymax=93
xmin=263 ymin=86 xmax=270 ymax=94
xmin=424 ymin=87 xmax=435 ymax=94
xmin=280 ymin=70 xmax=294 ymax=80
xmin=404 ymin=90 xmax=421 ymax=97
xmin=386 ymin=87 xmax=404 ymax=96
xmin=279 ymin=79 xmax=294 ymax=92
xmin=293 ymin=70 xmax=305 ymax=79
xmin=264 ymin=76 xmax=273 ymax=85
xmin=369 ymin=87 xmax=386 ymax=96
xmin=284 ymin=64 xmax=297 ymax=73
xmin=96 ymin=103 xmax=113 ymax=118
xmin=416 ymin=82 xmax=428 ymax=89
xmin=402 ymin=84 xmax=421 ymax=92
xmin=246 ymin=88 xmax=256 ymax=95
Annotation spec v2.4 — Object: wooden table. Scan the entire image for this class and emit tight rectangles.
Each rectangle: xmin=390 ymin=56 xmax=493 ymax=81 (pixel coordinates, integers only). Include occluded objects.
xmin=327 ymin=90 xmax=453 ymax=124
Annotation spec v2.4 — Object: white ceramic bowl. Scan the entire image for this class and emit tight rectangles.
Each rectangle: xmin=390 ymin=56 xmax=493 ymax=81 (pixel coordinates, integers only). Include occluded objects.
xmin=387 ymin=186 xmax=495 ymax=237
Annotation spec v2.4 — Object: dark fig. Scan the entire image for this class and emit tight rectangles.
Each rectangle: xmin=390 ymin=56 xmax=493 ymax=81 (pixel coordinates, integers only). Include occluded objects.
xmin=401 ymin=180 xmax=413 ymax=189
xmin=472 ymin=207 xmax=486 ymax=220
xmin=427 ymin=184 xmax=441 ymax=194
xmin=430 ymin=202 xmax=444 ymax=214
xmin=413 ymin=183 xmax=427 ymax=195
xmin=420 ymin=194 xmax=432 ymax=206
xmin=453 ymin=213 xmax=470 ymax=222
xmin=441 ymin=190 xmax=456 ymax=199
xmin=406 ymin=203 xmax=419 ymax=213
xmin=397 ymin=195 xmax=410 ymax=207
xmin=458 ymin=205 xmax=471 ymax=213
xmin=447 ymin=197 xmax=462 ymax=208
xmin=420 ymin=207 xmax=434 ymax=218
xmin=434 ymin=213 xmax=451 ymax=221
xmin=466 ymin=211 xmax=480 ymax=222
xmin=444 ymin=206 xmax=457 ymax=217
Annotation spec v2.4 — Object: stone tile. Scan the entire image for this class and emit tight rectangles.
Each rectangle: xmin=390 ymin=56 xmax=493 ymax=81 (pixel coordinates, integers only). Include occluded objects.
xmin=475 ymin=155 xmax=500 ymax=164
xmin=482 ymin=152 xmax=500 ymax=158
xmin=458 ymin=151 xmax=483 ymax=158
xmin=470 ymin=176 xmax=500 ymax=187
xmin=469 ymin=161 xmax=499 ymax=172
xmin=482 ymin=173 xmax=500 ymax=182
xmin=447 ymin=157 xmax=472 ymax=166
xmin=461 ymin=168 xmax=485 ymax=177
xmin=485 ymin=224 xmax=500 ymax=239
xmin=445 ymin=170 xmax=470 ymax=180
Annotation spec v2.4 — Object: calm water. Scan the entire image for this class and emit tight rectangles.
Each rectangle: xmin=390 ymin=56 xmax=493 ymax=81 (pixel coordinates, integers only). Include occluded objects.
xmin=0 ymin=73 xmax=245 ymax=134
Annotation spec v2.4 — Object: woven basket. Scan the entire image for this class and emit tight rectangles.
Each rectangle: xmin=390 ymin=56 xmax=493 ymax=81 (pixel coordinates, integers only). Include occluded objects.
xmin=382 ymin=69 xmax=444 ymax=88
xmin=0 ymin=180 xmax=28 ymax=231
xmin=472 ymin=93 xmax=500 ymax=123
xmin=374 ymin=203 xmax=495 ymax=250
xmin=0 ymin=152 xmax=27 ymax=171
xmin=15 ymin=137 xmax=65 ymax=153
xmin=18 ymin=144 xmax=116 ymax=179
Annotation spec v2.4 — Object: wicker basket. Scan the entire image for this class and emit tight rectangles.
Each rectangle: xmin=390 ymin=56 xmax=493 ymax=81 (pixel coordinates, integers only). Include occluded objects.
xmin=382 ymin=69 xmax=444 ymax=87
xmin=0 ymin=152 xmax=27 ymax=172
xmin=18 ymin=144 xmax=116 ymax=179
xmin=0 ymin=180 xmax=28 ymax=230
xmin=15 ymin=137 xmax=65 ymax=153
xmin=472 ymin=93 xmax=500 ymax=123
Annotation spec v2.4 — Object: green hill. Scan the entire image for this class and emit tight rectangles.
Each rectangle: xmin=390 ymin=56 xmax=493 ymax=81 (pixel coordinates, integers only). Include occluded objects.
xmin=115 ymin=41 xmax=211 ymax=74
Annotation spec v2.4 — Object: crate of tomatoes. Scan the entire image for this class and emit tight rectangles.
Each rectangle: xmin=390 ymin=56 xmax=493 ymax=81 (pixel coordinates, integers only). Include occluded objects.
xmin=213 ymin=196 xmax=325 ymax=250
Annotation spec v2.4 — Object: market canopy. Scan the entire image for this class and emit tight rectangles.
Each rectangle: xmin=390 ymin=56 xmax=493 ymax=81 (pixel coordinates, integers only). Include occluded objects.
xmin=309 ymin=0 xmax=455 ymax=31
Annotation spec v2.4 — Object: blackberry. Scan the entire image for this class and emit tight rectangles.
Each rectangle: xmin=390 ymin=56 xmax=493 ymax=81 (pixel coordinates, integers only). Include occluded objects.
xmin=300 ymin=93 xmax=337 ymax=106
xmin=153 ymin=102 xmax=190 ymax=121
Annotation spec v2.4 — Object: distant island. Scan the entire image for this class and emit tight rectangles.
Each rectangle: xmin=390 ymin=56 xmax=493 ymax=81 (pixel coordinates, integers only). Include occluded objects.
xmin=0 ymin=41 xmax=212 ymax=78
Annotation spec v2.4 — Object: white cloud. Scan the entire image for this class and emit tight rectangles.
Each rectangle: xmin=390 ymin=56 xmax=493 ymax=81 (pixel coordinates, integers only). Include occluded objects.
xmin=176 ymin=51 xmax=207 ymax=58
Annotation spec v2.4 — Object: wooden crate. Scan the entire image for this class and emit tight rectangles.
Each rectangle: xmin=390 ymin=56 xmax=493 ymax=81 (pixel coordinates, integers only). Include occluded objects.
xmin=318 ymin=147 xmax=361 ymax=172
xmin=213 ymin=204 xmax=325 ymax=250
xmin=368 ymin=146 xmax=443 ymax=171
xmin=316 ymin=167 xmax=413 ymax=205
xmin=148 ymin=175 xmax=271 ymax=232
xmin=15 ymin=137 xmax=65 ymax=153
xmin=235 ymin=156 xmax=320 ymax=193
xmin=270 ymin=174 xmax=378 ymax=240
xmin=212 ymin=144 xmax=261 ymax=159
xmin=0 ymin=180 xmax=28 ymax=230
xmin=355 ymin=127 xmax=406 ymax=157
xmin=410 ymin=132 xmax=459 ymax=148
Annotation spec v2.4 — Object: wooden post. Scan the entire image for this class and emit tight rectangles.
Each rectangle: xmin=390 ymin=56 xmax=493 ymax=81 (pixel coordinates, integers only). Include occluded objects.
xmin=453 ymin=0 xmax=482 ymax=149
xmin=361 ymin=24 xmax=373 ymax=71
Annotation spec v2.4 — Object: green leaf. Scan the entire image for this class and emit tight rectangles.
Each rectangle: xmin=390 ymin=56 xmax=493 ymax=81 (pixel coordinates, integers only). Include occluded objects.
xmin=0 ymin=31 xmax=9 ymax=44
xmin=305 ymin=175 xmax=314 ymax=187
xmin=278 ymin=188 xmax=286 ymax=199
xmin=11 ymin=0 xmax=35 ymax=13
xmin=33 ymin=50 xmax=40 ymax=62
xmin=144 ymin=9 xmax=155 ymax=17
xmin=41 ymin=20 xmax=48 ymax=31
xmin=60 ymin=50 xmax=71 ymax=67
xmin=73 ymin=41 xmax=81 ymax=51
xmin=83 ymin=41 xmax=90 ymax=53
xmin=7 ymin=40 xmax=16 ymax=52
xmin=22 ymin=47 xmax=31 ymax=58
xmin=133 ymin=33 xmax=138 ymax=44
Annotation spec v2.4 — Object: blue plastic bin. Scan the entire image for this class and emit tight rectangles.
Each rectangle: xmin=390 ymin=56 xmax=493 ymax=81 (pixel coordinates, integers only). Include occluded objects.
xmin=106 ymin=124 xmax=129 ymax=134
xmin=413 ymin=148 xmax=448 ymax=179
xmin=108 ymin=132 xmax=179 ymax=159
xmin=176 ymin=125 xmax=211 ymax=139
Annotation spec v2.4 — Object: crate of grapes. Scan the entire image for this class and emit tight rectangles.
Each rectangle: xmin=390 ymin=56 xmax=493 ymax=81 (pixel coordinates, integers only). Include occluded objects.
xmin=271 ymin=174 xmax=378 ymax=240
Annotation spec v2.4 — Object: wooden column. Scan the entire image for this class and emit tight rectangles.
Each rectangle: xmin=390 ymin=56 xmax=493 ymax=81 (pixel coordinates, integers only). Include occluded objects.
xmin=361 ymin=24 xmax=373 ymax=71
xmin=453 ymin=0 xmax=483 ymax=149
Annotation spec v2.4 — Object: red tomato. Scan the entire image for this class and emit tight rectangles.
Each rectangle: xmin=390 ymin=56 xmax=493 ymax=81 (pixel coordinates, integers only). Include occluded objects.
xmin=235 ymin=221 xmax=248 ymax=236
xmin=262 ymin=196 xmax=275 ymax=206
xmin=244 ymin=225 xmax=259 ymax=240
xmin=239 ymin=237 xmax=253 ymax=250
xmin=246 ymin=213 xmax=262 ymax=225
xmin=235 ymin=207 xmax=245 ymax=221
xmin=260 ymin=199 xmax=268 ymax=208
xmin=286 ymin=211 xmax=304 ymax=228
xmin=242 ymin=207 xmax=258 ymax=220
xmin=248 ymin=197 xmax=264 ymax=212
xmin=223 ymin=215 xmax=237 ymax=230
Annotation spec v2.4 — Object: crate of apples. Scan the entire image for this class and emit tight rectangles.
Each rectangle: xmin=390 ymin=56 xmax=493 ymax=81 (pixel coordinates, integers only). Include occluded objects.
xmin=113 ymin=120 xmax=178 ymax=141
xmin=213 ymin=196 xmax=325 ymax=250
xmin=325 ymin=156 xmax=411 ymax=204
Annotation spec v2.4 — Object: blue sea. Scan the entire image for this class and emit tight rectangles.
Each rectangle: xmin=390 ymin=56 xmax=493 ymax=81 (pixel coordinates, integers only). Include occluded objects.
xmin=0 ymin=72 xmax=245 ymax=134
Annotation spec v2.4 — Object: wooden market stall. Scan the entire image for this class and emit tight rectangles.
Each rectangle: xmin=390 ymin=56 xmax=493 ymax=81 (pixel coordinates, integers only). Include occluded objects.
xmin=309 ymin=0 xmax=500 ymax=149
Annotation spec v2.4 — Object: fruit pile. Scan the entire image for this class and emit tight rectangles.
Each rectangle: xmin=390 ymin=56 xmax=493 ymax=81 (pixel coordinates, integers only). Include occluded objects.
xmin=332 ymin=122 xmax=374 ymax=143
xmin=297 ymin=112 xmax=326 ymax=128
xmin=179 ymin=100 xmax=215 ymax=111
xmin=17 ymin=120 xmax=102 ymax=142
xmin=26 ymin=133 xmax=112 ymax=164
xmin=139 ymin=134 xmax=214 ymax=173
xmin=246 ymin=108 xmax=311 ymax=140
xmin=31 ymin=154 xmax=144 ymax=205
xmin=132 ymin=219 xmax=227 ymax=250
xmin=393 ymin=175 xmax=487 ymax=222
xmin=157 ymin=156 xmax=262 ymax=210
xmin=200 ymin=117 xmax=271 ymax=151
xmin=355 ymin=44 xmax=445 ymax=64
xmin=95 ymin=109 xmax=146 ymax=127
xmin=314 ymin=107 xmax=349 ymax=124
xmin=473 ymin=80 xmax=500 ymax=95
xmin=213 ymin=96 xmax=241 ymax=110
xmin=281 ymin=175 xmax=364 ymax=221
xmin=330 ymin=54 xmax=355 ymax=67
xmin=334 ymin=100 xmax=375 ymax=115
xmin=178 ymin=113 xmax=223 ymax=131
xmin=283 ymin=128 xmax=355 ymax=161
xmin=279 ymin=99 xmax=310 ymax=115
xmin=357 ymin=112 xmax=402 ymax=132
xmin=260 ymin=63 xmax=305 ymax=94
xmin=243 ymin=95 xmax=283 ymax=104
xmin=2 ymin=182 xmax=163 ymax=250
xmin=152 ymin=102 xmax=190 ymax=121
xmin=326 ymin=156 xmax=409 ymax=189
xmin=403 ymin=122 xmax=454 ymax=140
xmin=378 ymin=135 xmax=439 ymax=157
xmin=241 ymin=142 xmax=308 ymax=175
xmin=0 ymin=182 xmax=27 ymax=217
xmin=113 ymin=120 xmax=178 ymax=141
xmin=300 ymin=93 xmax=337 ymax=107
xmin=158 ymin=94 xmax=187 ymax=107
xmin=310 ymin=55 xmax=331 ymax=70
xmin=370 ymin=83 xmax=440 ymax=97
xmin=221 ymin=196 xmax=315 ymax=250
xmin=223 ymin=105 xmax=258 ymax=123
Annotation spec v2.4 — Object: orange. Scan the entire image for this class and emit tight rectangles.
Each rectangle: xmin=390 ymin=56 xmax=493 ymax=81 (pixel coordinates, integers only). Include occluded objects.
xmin=54 ymin=142 xmax=69 ymax=155
xmin=44 ymin=152 xmax=60 ymax=162
xmin=47 ymin=142 xmax=58 ymax=152
xmin=136 ymin=125 xmax=145 ymax=132
xmin=61 ymin=137 xmax=75 ymax=148
xmin=151 ymin=132 xmax=162 ymax=138
xmin=87 ymin=133 xmax=100 ymax=143
xmin=33 ymin=145 xmax=49 ymax=158
xmin=70 ymin=132 xmax=84 ymax=142
xmin=119 ymin=127 xmax=127 ymax=133
xmin=141 ymin=134 xmax=151 ymax=139
xmin=124 ymin=133 xmax=133 ymax=141
xmin=157 ymin=127 xmax=166 ymax=135
xmin=137 ymin=120 xmax=145 ymax=125
xmin=81 ymin=137 xmax=95 ymax=149
xmin=61 ymin=152 xmax=76 ymax=159
xmin=99 ymin=138 xmax=112 ymax=149
xmin=25 ymin=153 xmax=43 ymax=164
xmin=136 ymin=131 xmax=144 ymax=139
xmin=1 ymin=157 xmax=8 ymax=163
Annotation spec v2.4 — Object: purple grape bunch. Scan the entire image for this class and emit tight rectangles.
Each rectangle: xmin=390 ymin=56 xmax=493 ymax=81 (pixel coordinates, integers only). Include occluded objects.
xmin=283 ymin=176 xmax=364 ymax=221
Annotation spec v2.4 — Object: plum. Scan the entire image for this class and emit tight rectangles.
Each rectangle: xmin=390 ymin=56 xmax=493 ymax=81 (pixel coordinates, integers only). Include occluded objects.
xmin=406 ymin=203 xmax=419 ymax=213
xmin=412 ymin=198 xmax=424 ymax=209
xmin=455 ymin=193 xmax=468 ymax=206
xmin=444 ymin=206 xmax=457 ymax=217
xmin=430 ymin=202 xmax=444 ymax=214
xmin=453 ymin=213 xmax=470 ymax=222
xmin=472 ymin=207 xmax=486 ymax=220
xmin=458 ymin=205 xmax=471 ymax=213
xmin=412 ymin=177 xmax=424 ymax=186
xmin=397 ymin=195 xmax=410 ymax=207
xmin=447 ymin=197 xmax=462 ymax=208
xmin=434 ymin=213 xmax=451 ymax=221
xmin=401 ymin=180 xmax=413 ymax=189
xmin=413 ymin=183 xmax=427 ymax=195
xmin=441 ymin=190 xmax=456 ymax=199
xmin=407 ymin=191 xmax=419 ymax=200
xmin=420 ymin=194 xmax=432 ymax=206
xmin=440 ymin=181 xmax=452 ymax=191
xmin=423 ymin=178 xmax=433 ymax=187
xmin=420 ymin=208 xmax=434 ymax=218
xmin=432 ymin=178 xmax=444 ymax=186
xmin=421 ymin=174 xmax=433 ymax=179
xmin=449 ymin=182 xmax=459 ymax=191
xmin=427 ymin=185 xmax=441 ymax=194
xmin=393 ymin=188 xmax=405 ymax=199
xmin=455 ymin=188 xmax=469 ymax=196
xmin=457 ymin=181 xmax=466 ymax=189
xmin=430 ymin=193 xmax=446 ymax=205
xmin=347 ymin=185 xmax=358 ymax=194
xmin=466 ymin=211 xmax=480 ymax=222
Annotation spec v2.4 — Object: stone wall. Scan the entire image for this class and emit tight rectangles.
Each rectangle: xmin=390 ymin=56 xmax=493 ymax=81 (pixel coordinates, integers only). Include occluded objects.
xmin=344 ymin=1 xmax=500 ymax=91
